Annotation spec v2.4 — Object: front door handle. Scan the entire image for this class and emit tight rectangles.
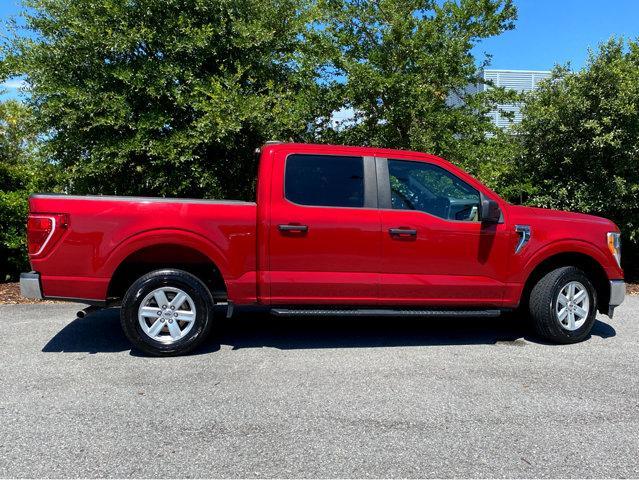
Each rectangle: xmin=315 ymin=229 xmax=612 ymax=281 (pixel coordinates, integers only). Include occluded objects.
xmin=389 ymin=228 xmax=417 ymax=237
xmin=278 ymin=224 xmax=308 ymax=233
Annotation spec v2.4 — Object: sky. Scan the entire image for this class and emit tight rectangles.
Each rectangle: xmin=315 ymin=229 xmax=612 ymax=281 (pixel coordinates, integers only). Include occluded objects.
xmin=1 ymin=0 xmax=639 ymax=98
xmin=474 ymin=0 xmax=639 ymax=71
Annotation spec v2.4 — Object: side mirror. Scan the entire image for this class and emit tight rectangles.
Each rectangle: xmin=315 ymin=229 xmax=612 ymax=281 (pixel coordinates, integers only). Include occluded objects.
xmin=481 ymin=199 xmax=501 ymax=224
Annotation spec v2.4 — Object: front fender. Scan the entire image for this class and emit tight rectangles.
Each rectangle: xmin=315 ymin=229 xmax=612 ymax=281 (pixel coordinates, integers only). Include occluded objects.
xmin=521 ymin=239 xmax=616 ymax=281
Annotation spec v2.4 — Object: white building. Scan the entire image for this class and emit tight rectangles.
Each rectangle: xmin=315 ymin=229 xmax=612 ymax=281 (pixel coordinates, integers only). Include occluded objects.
xmin=473 ymin=69 xmax=551 ymax=129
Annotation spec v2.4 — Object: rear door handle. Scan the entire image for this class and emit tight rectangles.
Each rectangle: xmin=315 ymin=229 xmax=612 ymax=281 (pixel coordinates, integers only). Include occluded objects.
xmin=278 ymin=224 xmax=308 ymax=233
xmin=389 ymin=228 xmax=417 ymax=237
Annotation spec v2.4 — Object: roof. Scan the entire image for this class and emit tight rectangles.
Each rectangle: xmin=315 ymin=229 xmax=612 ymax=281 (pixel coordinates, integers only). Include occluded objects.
xmin=482 ymin=68 xmax=552 ymax=74
xmin=261 ymin=142 xmax=448 ymax=163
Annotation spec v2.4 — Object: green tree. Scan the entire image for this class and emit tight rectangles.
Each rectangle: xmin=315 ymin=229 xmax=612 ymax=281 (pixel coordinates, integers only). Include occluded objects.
xmin=317 ymin=0 xmax=520 ymax=171
xmin=0 ymin=99 xmax=60 ymax=280
xmin=515 ymin=38 xmax=639 ymax=277
xmin=3 ymin=0 xmax=334 ymax=200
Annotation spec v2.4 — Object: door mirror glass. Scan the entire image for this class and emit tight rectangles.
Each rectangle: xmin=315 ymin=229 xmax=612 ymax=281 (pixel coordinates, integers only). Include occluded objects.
xmin=481 ymin=199 xmax=501 ymax=223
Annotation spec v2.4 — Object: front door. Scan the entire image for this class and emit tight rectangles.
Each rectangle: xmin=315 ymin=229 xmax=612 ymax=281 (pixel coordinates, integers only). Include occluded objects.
xmin=377 ymin=156 xmax=510 ymax=307
xmin=267 ymin=151 xmax=381 ymax=305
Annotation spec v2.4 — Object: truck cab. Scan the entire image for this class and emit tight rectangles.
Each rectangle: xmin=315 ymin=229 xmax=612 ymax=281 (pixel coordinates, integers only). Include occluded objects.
xmin=21 ymin=143 xmax=625 ymax=355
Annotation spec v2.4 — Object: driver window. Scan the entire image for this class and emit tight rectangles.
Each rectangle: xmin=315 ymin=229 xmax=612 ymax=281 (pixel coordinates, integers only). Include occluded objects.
xmin=388 ymin=159 xmax=481 ymax=222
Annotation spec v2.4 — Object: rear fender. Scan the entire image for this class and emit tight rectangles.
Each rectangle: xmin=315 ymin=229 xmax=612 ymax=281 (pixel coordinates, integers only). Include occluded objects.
xmin=101 ymin=229 xmax=230 ymax=280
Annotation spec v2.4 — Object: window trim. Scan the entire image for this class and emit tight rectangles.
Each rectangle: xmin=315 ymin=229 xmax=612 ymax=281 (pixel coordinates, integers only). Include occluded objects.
xmin=375 ymin=157 xmax=484 ymax=223
xmin=283 ymin=153 xmax=378 ymax=209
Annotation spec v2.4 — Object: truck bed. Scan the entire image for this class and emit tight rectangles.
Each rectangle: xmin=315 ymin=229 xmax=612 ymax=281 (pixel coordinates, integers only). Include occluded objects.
xmin=28 ymin=194 xmax=258 ymax=303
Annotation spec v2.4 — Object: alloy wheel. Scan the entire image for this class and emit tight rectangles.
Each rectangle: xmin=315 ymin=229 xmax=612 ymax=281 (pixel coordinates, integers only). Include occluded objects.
xmin=555 ymin=281 xmax=590 ymax=331
xmin=138 ymin=287 xmax=197 ymax=343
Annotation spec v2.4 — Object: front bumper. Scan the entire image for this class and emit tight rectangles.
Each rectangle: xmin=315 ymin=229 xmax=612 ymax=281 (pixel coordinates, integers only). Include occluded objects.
xmin=20 ymin=272 xmax=43 ymax=300
xmin=608 ymin=280 xmax=625 ymax=317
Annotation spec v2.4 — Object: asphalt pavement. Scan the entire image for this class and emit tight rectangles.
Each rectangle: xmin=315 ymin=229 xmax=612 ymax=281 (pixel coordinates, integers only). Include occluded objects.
xmin=1 ymin=298 xmax=638 ymax=478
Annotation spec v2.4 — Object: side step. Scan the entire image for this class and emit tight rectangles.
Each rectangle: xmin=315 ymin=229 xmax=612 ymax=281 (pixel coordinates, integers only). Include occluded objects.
xmin=271 ymin=308 xmax=502 ymax=318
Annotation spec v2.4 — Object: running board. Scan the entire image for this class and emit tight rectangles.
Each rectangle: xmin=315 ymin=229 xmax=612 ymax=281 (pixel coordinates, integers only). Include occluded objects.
xmin=271 ymin=308 xmax=502 ymax=318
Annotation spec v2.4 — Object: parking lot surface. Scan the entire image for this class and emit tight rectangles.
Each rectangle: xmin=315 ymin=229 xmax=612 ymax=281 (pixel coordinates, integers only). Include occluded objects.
xmin=1 ymin=298 xmax=638 ymax=478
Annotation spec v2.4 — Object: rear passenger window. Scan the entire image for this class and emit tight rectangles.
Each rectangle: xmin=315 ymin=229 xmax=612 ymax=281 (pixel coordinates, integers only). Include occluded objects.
xmin=285 ymin=154 xmax=365 ymax=208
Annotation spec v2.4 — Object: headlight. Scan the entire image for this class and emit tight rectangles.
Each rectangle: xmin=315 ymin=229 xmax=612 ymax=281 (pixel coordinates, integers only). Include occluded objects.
xmin=607 ymin=232 xmax=621 ymax=267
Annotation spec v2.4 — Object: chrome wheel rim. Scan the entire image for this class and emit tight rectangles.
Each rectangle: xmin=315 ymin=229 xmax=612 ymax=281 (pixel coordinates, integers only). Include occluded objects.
xmin=138 ymin=287 xmax=196 ymax=344
xmin=555 ymin=281 xmax=589 ymax=331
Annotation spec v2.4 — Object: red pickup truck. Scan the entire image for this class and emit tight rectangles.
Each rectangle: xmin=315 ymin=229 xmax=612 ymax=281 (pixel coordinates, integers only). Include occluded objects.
xmin=21 ymin=142 xmax=625 ymax=355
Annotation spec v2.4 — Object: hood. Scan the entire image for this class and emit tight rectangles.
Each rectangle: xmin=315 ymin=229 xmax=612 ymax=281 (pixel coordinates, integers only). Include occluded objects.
xmin=508 ymin=205 xmax=618 ymax=231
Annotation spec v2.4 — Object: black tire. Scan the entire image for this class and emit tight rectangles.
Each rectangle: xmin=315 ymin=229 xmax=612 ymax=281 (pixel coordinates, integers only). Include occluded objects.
xmin=529 ymin=266 xmax=597 ymax=344
xmin=120 ymin=269 xmax=215 ymax=356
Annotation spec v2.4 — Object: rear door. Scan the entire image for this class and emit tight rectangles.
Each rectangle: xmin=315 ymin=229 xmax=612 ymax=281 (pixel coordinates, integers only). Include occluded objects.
xmin=377 ymin=156 xmax=510 ymax=307
xmin=267 ymin=150 xmax=381 ymax=305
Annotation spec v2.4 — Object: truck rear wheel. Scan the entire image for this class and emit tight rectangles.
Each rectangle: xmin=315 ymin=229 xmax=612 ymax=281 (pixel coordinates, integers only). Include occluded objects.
xmin=120 ymin=269 xmax=215 ymax=356
xmin=528 ymin=266 xmax=597 ymax=344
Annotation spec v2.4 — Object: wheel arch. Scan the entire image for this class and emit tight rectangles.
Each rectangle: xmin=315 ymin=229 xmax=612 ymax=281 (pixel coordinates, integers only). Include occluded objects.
xmin=520 ymin=250 xmax=610 ymax=314
xmin=104 ymin=232 xmax=230 ymax=303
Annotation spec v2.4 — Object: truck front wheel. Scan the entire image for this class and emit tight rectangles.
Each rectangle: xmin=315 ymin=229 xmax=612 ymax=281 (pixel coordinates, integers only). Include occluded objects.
xmin=529 ymin=266 xmax=597 ymax=344
xmin=120 ymin=269 xmax=215 ymax=356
